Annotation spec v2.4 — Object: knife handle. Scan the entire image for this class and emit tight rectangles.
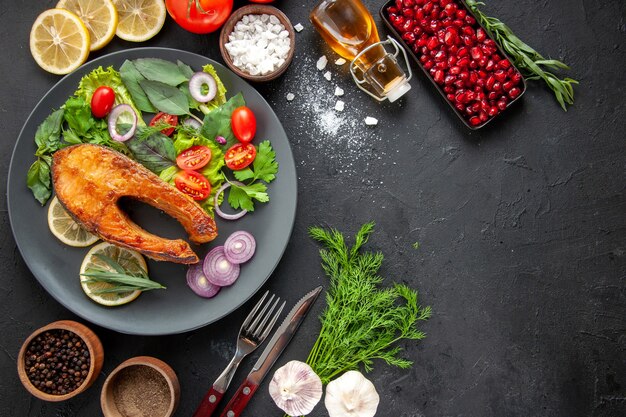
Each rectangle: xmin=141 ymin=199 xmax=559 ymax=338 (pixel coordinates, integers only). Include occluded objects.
xmin=219 ymin=378 xmax=259 ymax=417
xmin=193 ymin=386 xmax=224 ymax=417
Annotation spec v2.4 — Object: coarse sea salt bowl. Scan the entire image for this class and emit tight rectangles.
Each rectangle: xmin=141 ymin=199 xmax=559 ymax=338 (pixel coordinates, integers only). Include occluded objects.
xmin=219 ymin=5 xmax=295 ymax=82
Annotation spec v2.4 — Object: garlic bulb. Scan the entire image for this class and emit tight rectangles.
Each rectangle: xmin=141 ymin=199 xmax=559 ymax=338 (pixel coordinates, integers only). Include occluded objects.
xmin=269 ymin=360 xmax=323 ymax=416
xmin=324 ymin=371 xmax=380 ymax=417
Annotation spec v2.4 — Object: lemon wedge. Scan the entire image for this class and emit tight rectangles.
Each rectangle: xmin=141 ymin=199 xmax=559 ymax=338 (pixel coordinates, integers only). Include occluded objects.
xmin=80 ymin=242 xmax=148 ymax=306
xmin=57 ymin=0 xmax=119 ymax=51
xmin=48 ymin=196 xmax=99 ymax=247
xmin=29 ymin=8 xmax=91 ymax=75
xmin=113 ymin=0 xmax=166 ymax=42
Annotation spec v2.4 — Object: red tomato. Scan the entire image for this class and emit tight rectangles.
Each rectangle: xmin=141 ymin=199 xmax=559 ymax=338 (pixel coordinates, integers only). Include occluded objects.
xmin=177 ymin=145 xmax=212 ymax=170
xmin=175 ymin=170 xmax=211 ymax=200
xmin=90 ymin=86 xmax=115 ymax=118
xmin=165 ymin=0 xmax=233 ymax=34
xmin=231 ymin=106 xmax=257 ymax=144
xmin=225 ymin=143 xmax=256 ymax=170
xmin=249 ymin=0 xmax=275 ymax=3
xmin=149 ymin=112 xmax=178 ymax=136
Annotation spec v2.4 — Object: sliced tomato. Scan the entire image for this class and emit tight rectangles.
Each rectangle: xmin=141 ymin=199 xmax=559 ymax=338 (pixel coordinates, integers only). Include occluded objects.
xmin=177 ymin=145 xmax=212 ymax=170
xmin=149 ymin=112 xmax=178 ymax=136
xmin=175 ymin=170 xmax=211 ymax=200
xmin=91 ymin=86 xmax=115 ymax=118
xmin=231 ymin=106 xmax=256 ymax=144
xmin=225 ymin=143 xmax=256 ymax=170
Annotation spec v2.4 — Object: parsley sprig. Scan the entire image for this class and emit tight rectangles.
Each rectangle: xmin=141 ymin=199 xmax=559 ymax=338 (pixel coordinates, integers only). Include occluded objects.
xmin=227 ymin=140 xmax=279 ymax=211
xmin=465 ymin=0 xmax=578 ymax=110
xmin=305 ymin=222 xmax=431 ymax=384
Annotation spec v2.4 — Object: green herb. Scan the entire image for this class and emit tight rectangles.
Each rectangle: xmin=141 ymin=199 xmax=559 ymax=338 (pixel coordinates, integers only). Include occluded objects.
xmin=227 ymin=182 xmax=269 ymax=212
xmin=120 ymin=60 xmax=157 ymax=113
xmin=465 ymin=0 xmax=578 ymax=110
xmin=81 ymin=254 xmax=165 ymax=294
xmin=26 ymin=156 xmax=52 ymax=205
xmin=34 ymin=109 xmax=65 ymax=156
xmin=233 ymin=140 xmax=279 ymax=183
xmin=200 ymin=93 xmax=245 ymax=149
xmin=412 ymin=242 xmax=420 ymax=250
xmin=125 ymin=127 xmax=177 ymax=174
xmin=305 ymin=223 xmax=431 ymax=384
xmin=139 ymin=80 xmax=195 ymax=117
xmin=177 ymin=60 xmax=195 ymax=79
xmin=133 ymin=58 xmax=188 ymax=86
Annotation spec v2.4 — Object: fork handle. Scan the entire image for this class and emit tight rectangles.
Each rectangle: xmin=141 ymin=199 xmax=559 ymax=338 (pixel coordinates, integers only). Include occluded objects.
xmin=193 ymin=386 xmax=224 ymax=417
xmin=219 ymin=378 xmax=259 ymax=417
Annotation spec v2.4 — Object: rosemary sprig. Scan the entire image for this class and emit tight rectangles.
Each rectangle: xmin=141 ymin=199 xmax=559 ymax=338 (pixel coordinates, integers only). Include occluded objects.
xmin=304 ymin=222 xmax=431 ymax=385
xmin=80 ymin=254 xmax=165 ymax=294
xmin=465 ymin=0 xmax=578 ymax=110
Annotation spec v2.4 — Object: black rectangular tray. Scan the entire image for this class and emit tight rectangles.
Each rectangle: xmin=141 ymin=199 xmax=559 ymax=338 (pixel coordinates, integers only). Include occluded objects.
xmin=379 ymin=0 xmax=526 ymax=129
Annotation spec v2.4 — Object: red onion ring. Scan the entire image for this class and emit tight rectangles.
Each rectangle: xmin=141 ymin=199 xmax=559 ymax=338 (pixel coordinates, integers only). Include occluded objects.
xmin=214 ymin=182 xmax=248 ymax=220
xmin=186 ymin=263 xmax=221 ymax=298
xmin=224 ymin=231 xmax=256 ymax=264
xmin=202 ymin=246 xmax=240 ymax=287
xmin=107 ymin=104 xmax=137 ymax=142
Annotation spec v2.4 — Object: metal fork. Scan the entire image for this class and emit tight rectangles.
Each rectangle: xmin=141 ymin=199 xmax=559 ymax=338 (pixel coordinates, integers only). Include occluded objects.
xmin=193 ymin=291 xmax=285 ymax=417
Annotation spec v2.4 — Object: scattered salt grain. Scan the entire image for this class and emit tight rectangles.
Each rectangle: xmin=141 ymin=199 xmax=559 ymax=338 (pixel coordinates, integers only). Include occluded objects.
xmin=224 ymin=14 xmax=291 ymax=76
xmin=316 ymin=55 xmax=328 ymax=71
xmin=335 ymin=58 xmax=347 ymax=65
xmin=364 ymin=116 xmax=378 ymax=126
xmin=294 ymin=23 xmax=304 ymax=32
xmin=335 ymin=100 xmax=345 ymax=112
xmin=286 ymin=93 xmax=295 ymax=101
xmin=323 ymin=71 xmax=332 ymax=81
xmin=334 ymin=86 xmax=344 ymax=96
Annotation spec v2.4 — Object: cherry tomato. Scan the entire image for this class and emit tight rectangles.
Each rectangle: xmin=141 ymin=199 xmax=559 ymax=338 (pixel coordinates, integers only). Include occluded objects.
xmin=175 ymin=170 xmax=211 ymax=200
xmin=90 ymin=86 xmax=115 ymax=118
xmin=149 ymin=112 xmax=178 ymax=136
xmin=165 ymin=0 xmax=233 ymax=34
xmin=231 ymin=106 xmax=257 ymax=144
xmin=177 ymin=145 xmax=212 ymax=170
xmin=225 ymin=143 xmax=256 ymax=170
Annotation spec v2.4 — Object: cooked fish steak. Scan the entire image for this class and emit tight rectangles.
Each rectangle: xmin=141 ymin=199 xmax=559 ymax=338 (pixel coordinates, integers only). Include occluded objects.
xmin=52 ymin=144 xmax=217 ymax=264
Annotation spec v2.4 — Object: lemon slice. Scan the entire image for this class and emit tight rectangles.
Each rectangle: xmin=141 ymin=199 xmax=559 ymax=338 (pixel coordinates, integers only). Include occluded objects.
xmin=57 ymin=0 xmax=119 ymax=51
xmin=80 ymin=242 xmax=148 ymax=306
xmin=48 ymin=196 xmax=99 ymax=247
xmin=113 ymin=0 xmax=166 ymax=42
xmin=29 ymin=8 xmax=91 ymax=75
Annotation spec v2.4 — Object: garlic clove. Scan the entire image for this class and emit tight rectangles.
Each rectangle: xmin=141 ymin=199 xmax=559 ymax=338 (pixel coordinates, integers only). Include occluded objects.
xmin=324 ymin=371 xmax=380 ymax=417
xmin=269 ymin=360 xmax=323 ymax=416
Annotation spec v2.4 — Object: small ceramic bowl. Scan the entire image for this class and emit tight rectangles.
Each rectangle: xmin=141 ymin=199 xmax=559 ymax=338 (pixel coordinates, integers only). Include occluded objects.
xmin=17 ymin=320 xmax=104 ymax=402
xmin=101 ymin=356 xmax=180 ymax=417
xmin=220 ymin=4 xmax=296 ymax=82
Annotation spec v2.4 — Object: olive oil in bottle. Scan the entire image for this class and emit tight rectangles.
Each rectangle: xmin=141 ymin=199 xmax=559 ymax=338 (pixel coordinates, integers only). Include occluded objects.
xmin=310 ymin=0 xmax=411 ymax=102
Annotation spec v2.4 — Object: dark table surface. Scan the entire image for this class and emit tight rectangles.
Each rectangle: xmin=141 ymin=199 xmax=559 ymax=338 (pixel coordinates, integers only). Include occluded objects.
xmin=1 ymin=0 xmax=625 ymax=416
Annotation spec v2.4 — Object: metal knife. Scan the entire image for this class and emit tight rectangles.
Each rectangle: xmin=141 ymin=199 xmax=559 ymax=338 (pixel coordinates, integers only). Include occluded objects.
xmin=218 ymin=286 xmax=323 ymax=417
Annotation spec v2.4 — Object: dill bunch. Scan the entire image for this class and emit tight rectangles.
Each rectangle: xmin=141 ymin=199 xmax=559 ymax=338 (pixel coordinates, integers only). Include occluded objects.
xmin=305 ymin=222 xmax=431 ymax=384
xmin=465 ymin=0 xmax=578 ymax=111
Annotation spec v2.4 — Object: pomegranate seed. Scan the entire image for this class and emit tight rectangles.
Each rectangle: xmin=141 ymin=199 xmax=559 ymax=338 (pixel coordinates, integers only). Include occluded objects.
xmin=494 ymin=69 xmax=507 ymax=82
xmin=488 ymin=91 xmax=498 ymax=100
xmin=511 ymin=72 xmax=522 ymax=83
xmin=417 ymin=36 xmax=428 ymax=47
xmin=476 ymin=28 xmax=486 ymax=42
xmin=429 ymin=49 xmax=438 ymax=57
xmin=459 ymin=71 xmax=469 ymax=81
xmin=469 ymin=60 xmax=478 ymax=69
xmin=461 ymin=26 xmax=473 ymax=36
xmin=449 ymin=66 xmax=461 ymax=75
xmin=465 ymin=15 xmax=476 ymax=25
xmin=388 ymin=5 xmax=399 ymax=14
xmin=395 ymin=0 xmax=403 ymax=9
xmin=434 ymin=50 xmax=446 ymax=61
xmin=484 ymin=39 xmax=496 ymax=48
xmin=497 ymin=100 xmax=507 ymax=111
xmin=485 ymin=60 xmax=495 ymax=71
xmin=507 ymin=67 xmax=516 ymax=77
xmin=447 ymin=93 xmax=455 ymax=101
xmin=402 ymin=19 xmax=415 ymax=32
xmin=456 ymin=9 xmax=466 ymax=19
xmin=427 ymin=37 xmax=439 ymax=50
xmin=470 ymin=102 xmax=481 ymax=113
xmin=412 ymin=43 xmax=421 ymax=54
xmin=509 ymin=87 xmax=521 ymax=99
xmin=444 ymin=3 xmax=456 ymax=16
xmin=444 ymin=30 xmax=456 ymax=45
xmin=458 ymin=46 xmax=469 ymax=57
xmin=480 ymin=99 xmax=490 ymax=110
xmin=469 ymin=72 xmax=478 ymax=84
xmin=437 ymin=29 xmax=446 ymax=43
xmin=453 ymin=79 xmax=465 ymax=88
xmin=431 ymin=9 xmax=440 ymax=20
xmin=402 ymin=7 xmax=414 ymax=18
xmin=469 ymin=116 xmax=481 ymax=126
xmin=476 ymin=78 xmax=485 ymax=88
xmin=443 ymin=85 xmax=454 ymax=93
xmin=456 ymin=103 xmax=466 ymax=112
xmin=455 ymin=91 xmax=467 ymax=103
xmin=444 ymin=74 xmax=456 ymax=85
xmin=479 ymin=111 xmax=488 ymax=122
xmin=470 ymin=47 xmax=483 ymax=60
xmin=430 ymin=19 xmax=440 ymax=31
xmin=424 ymin=60 xmax=434 ymax=70
xmin=413 ymin=26 xmax=423 ymax=35
xmin=453 ymin=18 xmax=464 ymax=27
xmin=429 ymin=67 xmax=437 ymax=77
xmin=503 ymin=81 xmax=515 ymax=92
xmin=457 ymin=57 xmax=470 ymax=67
xmin=499 ymin=59 xmax=511 ymax=69
xmin=493 ymin=81 xmax=502 ymax=91
xmin=478 ymin=70 xmax=487 ymax=79
xmin=466 ymin=91 xmax=476 ymax=101
xmin=440 ymin=0 xmax=452 ymax=6
xmin=486 ymin=75 xmax=495 ymax=90
xmin=419 ymin=18 xmax=429 ymax=29
xmin=423 ymin=2 xmax=433 ymax=14
xmin=436 ymin=62 xmax=448 ymax=70
xmin=434 ymin=69 xmax=444 ymax=84
xmin=448 ymin=55 xmax=458 ymax=66
xmin=419 ymin=54 xmax=429 ymax=63
xmin=478 ymin=57 xmax=488 ymax=67
xmin=416 ymin=8 xmax=425 ymax=20
xmin=463 ymin=35 xmax=474 ymax=46
xmin=488 ymin=106 xmax=499 ymax=117
xmin=404 ymin=0 xmax=415 ymax=6
xmin=403 ymin=31 xmax=416 ymax=44
xmin=416 ymin=0 xmax=426 ymax=5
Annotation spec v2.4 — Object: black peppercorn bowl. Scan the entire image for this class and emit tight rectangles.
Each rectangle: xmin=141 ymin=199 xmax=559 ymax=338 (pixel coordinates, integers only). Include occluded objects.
xmin=17 ymin=320 xmax=104 ymax=402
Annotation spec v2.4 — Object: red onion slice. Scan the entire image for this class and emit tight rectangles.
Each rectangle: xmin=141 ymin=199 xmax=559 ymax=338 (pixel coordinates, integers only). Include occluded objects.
xmin=203 ymin=246 xmax=240 ymax=287
xmin=183 ymin=117 xmax=202 ymax=131
xmin=186 ymin=263 xmax=221 ymax=298
xmin=189 ymin=72 xmax=217 ymax=103
xmin=224 ymin=231 xmax=256 ymax=264
xmin=107 ymin=104 xmax=137 ymax=142
xmin=214 ymin=182 xmax=248 ymax=220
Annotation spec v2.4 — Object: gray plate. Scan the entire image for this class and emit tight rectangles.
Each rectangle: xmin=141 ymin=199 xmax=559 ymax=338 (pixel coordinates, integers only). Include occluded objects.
xmin=7 ymin=48 xmax=297 ymax=335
